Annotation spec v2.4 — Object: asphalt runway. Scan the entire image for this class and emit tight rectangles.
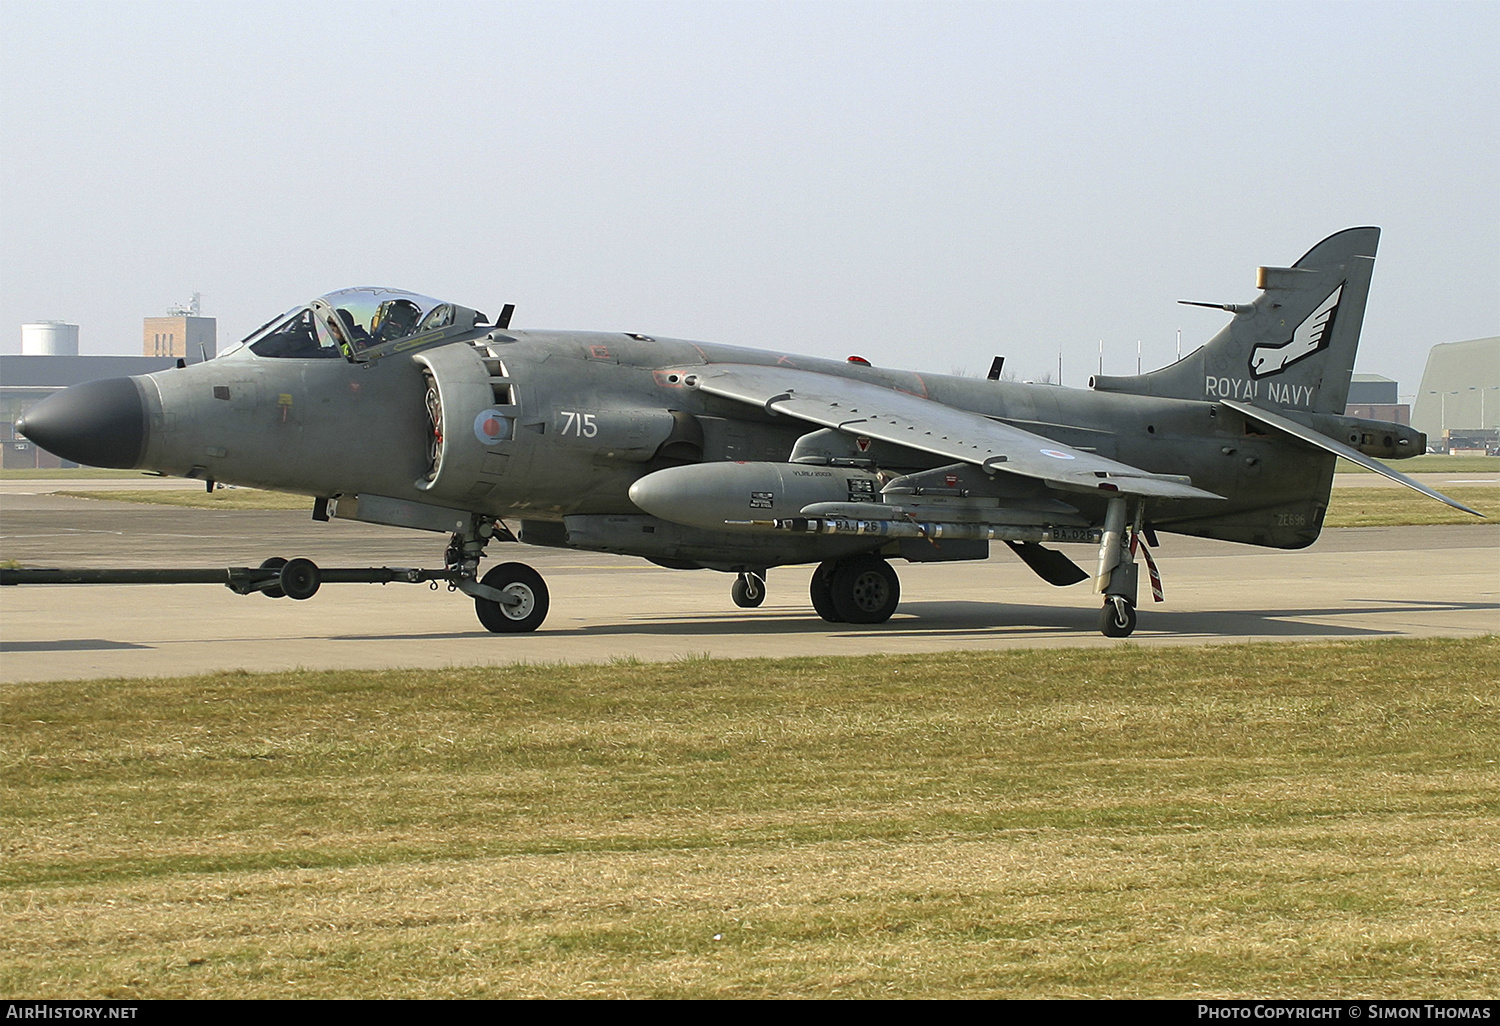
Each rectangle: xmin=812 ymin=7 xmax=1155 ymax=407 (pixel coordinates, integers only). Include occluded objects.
xmin=2 ymin=483 xmax=1496 ymax=682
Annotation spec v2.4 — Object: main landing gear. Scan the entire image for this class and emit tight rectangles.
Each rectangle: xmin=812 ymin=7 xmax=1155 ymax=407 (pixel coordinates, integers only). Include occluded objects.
xmin=809 ymin=554 xmax=901 ymax=624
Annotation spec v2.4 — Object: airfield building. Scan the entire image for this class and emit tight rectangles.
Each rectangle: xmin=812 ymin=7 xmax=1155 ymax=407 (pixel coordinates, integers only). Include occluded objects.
xmin=143 ymin=316 xmax=216 ymax=361
xmin=2 ymin=354 xmax=179 ymax=468
xmin=1344 ymin=373 xmax=1409 ymax=426
xmin=1411 ymin=336 xmax=1500 ymax=453
xmin=1 ymin=303 xmax=215 ymax=468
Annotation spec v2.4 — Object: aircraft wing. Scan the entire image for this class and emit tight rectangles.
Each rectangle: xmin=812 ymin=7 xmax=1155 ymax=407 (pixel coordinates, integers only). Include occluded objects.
xmin=689 ymin=364 xmax=1222 ymax=501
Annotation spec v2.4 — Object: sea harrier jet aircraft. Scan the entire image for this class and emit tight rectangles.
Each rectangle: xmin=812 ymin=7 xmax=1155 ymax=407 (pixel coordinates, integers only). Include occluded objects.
xmin=16 ymin=227 xmax=1476 ymax=636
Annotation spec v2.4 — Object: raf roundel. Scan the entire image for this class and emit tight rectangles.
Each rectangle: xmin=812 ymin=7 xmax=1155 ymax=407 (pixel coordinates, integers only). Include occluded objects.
xmin=473 ymin=408 xmax=511 ymax=445
xmin=1039 ymin=449 xmax=1076 ymax=460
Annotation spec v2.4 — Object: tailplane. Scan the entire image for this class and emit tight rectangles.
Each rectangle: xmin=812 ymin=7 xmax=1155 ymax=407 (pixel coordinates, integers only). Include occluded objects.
xmin=1092 ymin=227 xmax=1380 ymax=416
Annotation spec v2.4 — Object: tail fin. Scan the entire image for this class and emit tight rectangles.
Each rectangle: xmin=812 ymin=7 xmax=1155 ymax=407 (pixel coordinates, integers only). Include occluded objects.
xmin=1092 ymin=227 xmax=1379 ymax=415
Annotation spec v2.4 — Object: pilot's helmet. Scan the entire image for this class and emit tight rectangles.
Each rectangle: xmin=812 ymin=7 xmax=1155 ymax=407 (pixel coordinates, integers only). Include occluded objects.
xmin=373 ymin=298 xmax=422 ymax=341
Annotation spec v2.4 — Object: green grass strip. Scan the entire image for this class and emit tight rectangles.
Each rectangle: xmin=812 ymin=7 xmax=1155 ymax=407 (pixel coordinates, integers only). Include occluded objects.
xmin=3 ymin=638 xmax=1496 ymax=998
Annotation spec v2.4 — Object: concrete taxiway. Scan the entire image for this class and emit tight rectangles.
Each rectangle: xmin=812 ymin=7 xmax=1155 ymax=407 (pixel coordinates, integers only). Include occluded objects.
xmin=2 ymin=484 xmax=1495 ymax=682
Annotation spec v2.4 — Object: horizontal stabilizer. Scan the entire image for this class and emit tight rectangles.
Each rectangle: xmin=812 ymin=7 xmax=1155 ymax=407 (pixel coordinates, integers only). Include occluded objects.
xmin=1222 ymin=399 xmax=1485 ymax=517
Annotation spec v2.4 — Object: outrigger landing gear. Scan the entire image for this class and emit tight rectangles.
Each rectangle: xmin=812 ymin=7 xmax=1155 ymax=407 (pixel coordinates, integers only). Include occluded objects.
xmin=731 ymin=570 xmax=766 ymax=608
xmin=1100 ymin=594 xmax=1137 ymax=638
xmin=809 ymin=554 xmax=900 ymax=625
xmin=1094 ymin=495 xmax=1140 ymax=638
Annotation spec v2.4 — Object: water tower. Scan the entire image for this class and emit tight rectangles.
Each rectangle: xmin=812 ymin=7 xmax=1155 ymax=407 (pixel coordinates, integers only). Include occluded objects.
xmin=20 ymin=321 xmax=80 ymax=356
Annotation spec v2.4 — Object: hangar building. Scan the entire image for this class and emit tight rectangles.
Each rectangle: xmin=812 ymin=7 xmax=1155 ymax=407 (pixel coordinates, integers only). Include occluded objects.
xmin=1411 ymin=336 xmax=1500 ymax=452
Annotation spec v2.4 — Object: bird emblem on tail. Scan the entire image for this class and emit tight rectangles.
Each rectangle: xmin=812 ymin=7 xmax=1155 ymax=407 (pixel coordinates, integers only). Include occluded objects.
xmin=1249 ymin=283 xmax=1343 ymax=378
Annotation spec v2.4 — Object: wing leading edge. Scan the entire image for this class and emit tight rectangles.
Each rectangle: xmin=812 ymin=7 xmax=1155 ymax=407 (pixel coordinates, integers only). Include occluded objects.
xmin=688 ymin=364 xmax=1222 ymax=502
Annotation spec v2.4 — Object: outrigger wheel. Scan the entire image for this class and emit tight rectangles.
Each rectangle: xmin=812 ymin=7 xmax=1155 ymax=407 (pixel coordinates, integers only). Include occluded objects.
xmin=731 ymin=571 xmax=766 ymax=608
xmin=1100 ymin=595 xmax=1137 ymax=638
xmin=474 ymin=562 xmax=549 ymax=633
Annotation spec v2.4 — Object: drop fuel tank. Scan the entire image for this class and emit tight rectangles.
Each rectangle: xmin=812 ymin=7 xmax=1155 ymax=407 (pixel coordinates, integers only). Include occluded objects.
xmin=629 ymin=462 xmax=884 ymax=531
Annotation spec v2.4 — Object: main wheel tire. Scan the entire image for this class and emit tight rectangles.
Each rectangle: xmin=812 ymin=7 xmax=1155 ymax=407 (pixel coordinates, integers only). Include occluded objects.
xmin=259 ymin=557 xmax=288 ymax=599
xmin=809 ymin=560 xmax=843 ymax=622
xmin=732 ymin=573 xmax=765 ymax=608
xmin=279 ymin=557 xmax=321 ymax=601
xmin=1099 ymin=597 xmax=1137 ymax=637
xmin=830 ymin=555 xmax=900 ymax=624
xmin=475 ymin=562 xmax=549 ymax=633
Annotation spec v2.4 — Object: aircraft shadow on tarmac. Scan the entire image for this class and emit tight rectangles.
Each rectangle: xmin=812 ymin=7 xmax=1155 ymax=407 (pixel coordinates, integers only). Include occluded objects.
xmin=325 ymin=596 xmax=1497 ymax=643
xmin=0 ymin=638 xmax=153 ymax=653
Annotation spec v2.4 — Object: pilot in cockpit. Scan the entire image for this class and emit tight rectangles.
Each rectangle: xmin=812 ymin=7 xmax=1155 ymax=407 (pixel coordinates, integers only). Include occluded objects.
xmin=372 ymin=299 xmax=422 ymax=344
xmin=330 ymin=308 xmax=369 ymax=350
xmin=240 ymin=288 xmax=456 ymax=361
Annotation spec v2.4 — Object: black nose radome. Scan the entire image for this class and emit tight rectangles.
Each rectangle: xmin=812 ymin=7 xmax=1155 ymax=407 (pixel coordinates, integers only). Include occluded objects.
xmin=15 ymin=377 xmax=149 ymax=469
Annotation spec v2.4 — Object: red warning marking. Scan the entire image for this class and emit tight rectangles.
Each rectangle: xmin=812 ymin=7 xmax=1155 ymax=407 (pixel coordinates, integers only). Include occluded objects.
xmin=856 ymin=437 xmax=871 ymax=452
xmin=1129 ymin=533 xmax=1165 ymax=602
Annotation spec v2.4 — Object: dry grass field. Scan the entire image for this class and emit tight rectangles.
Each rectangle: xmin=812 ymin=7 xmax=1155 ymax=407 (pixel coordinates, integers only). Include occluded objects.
xmin=54 ymin=487 xmax=312 ymax=510
xmin=1322 ymin=486 xmax=1498 ymax=527
xmin=3 ymin=638 xmax=1497 ymax=998
xmin=1335 ymin=455 xmax=1497 ymax=474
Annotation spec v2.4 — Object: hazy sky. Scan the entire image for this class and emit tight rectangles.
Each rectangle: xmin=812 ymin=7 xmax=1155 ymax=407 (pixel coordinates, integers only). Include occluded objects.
xmin=2 ymin=1 xmax=1495 ymax=396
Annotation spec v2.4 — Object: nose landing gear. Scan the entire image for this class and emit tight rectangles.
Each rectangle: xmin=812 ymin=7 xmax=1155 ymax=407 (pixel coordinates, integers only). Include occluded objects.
xmin=446 ymin=517 xmax=550 ymax=633
xmin=473 ymin=562 xmax=550 ymax=633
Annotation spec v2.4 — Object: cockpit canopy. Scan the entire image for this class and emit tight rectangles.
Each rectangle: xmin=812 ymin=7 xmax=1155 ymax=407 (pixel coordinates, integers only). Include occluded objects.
xmin=237 ymin=288 xmax=488 ymax=361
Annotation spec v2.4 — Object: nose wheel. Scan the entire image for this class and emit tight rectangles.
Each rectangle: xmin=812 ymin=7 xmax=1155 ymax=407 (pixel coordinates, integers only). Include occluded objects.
xmin=473 ymin=562 xmax=549 ymax=633
xmin=731 ymin=571 xmax=766 ymax=608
